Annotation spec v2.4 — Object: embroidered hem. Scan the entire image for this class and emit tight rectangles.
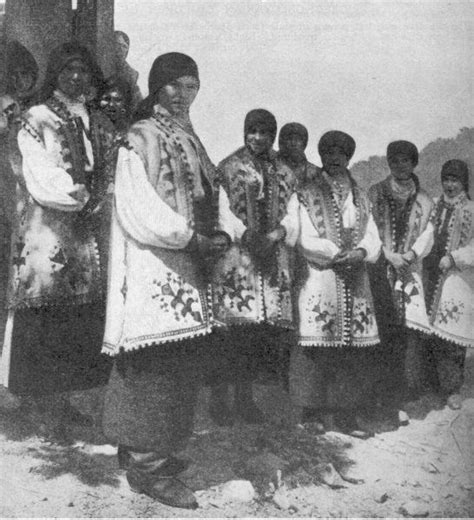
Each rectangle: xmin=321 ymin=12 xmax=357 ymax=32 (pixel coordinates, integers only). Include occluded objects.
xmin=102 ymin=322 xmax=214 ymax=357
xmin=298 ymin=337 xmax=380 ymax=348
xmin=430 ymin=327 xmax=474 ymax=348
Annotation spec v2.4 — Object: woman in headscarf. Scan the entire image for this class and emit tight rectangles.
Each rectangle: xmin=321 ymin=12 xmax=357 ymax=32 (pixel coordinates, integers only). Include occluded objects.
xmin=281 ymin=130 xmax=381 ymax=436
xmin=101 ymin=52 xmax=242 ymax=509
xmin=0 ymin=43 xmax=39 ymax=352
xmin=209 ymin=108 xmax=296 ymax=426
xmin=276 ymin=122 xmax=320 ymax=187
xmin=423 ymin=159 xmax=473 ymax=410
xmin=368 ymin=140 xmax=434 ymax=416
xmin=0 ymin=42 xmax=114 ymax=435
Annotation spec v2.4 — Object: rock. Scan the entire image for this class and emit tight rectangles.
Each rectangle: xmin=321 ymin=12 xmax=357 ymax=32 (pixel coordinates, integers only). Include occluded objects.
xmin=67 ymin=502 xmax=74 ymax=507
xmin=398 ymin=410 xmax=410 ymax=426
xmin=273 ymin=490 xmax=290 ymax=510
xmin=220 ymin=480 xmax=256 ymax=503
xmin=399 ymin=501 xmax=429 ymax=517
xmin=374 ymin=492 xmax=389 ymax=504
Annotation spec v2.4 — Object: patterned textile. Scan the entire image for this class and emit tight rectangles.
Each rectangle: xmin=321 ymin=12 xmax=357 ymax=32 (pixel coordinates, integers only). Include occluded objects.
xmin=102 ymin=105 xmax=240 ymax=356
xmin=211 ymin=146 xmax=296 ymax=328
xmin=274 ymin=154 xmax=321 ymax=189
xmin=424 ymin=193 xmax=474 ymax=347
xmin=283 ymin=173 xmax=381 ymax=347
xmin=7 ymin=96 xmax=114 ymax=309
xmin=368 ymin=176 xmax=433 ymax=332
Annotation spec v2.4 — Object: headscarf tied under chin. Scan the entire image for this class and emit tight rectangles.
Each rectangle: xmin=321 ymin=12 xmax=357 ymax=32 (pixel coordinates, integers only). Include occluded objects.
xmin=318 ymin=130 xmax=356 ymax=160
xmin=278 ymin=122 xmax=309 ymax=150
xmin=134 ymin=52 xmax=199 ymax=122
xmin=441 ymin=159 xmax=470 ymax=195
xmin=244 ymin=108 xmax=277 ymax=144
xmin=40 ymin=41 xmax=104 ymax=102
xmin=386 ymin=140 xmax=419 ymax=167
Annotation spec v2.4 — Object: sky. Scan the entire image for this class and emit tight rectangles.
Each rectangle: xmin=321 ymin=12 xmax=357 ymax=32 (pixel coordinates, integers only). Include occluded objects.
xmin=115 ymin=0 xmax=474 ymax=165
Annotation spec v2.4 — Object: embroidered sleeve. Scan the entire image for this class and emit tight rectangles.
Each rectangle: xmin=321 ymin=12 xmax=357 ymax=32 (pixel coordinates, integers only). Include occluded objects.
xmin=280 ymin=192 xmax=300 ymax=247
xmin=17 ymin=126 xmax=87 ymax=212
xmin=451 ymin=238 xmax=474 ymax=269
xmin=411 ymin=221 xmax=435 ymax=260
xmin=355 ymin=213 xmax=382 ymax=263
xmin=115 ymin=147 xmax=194 ymax=249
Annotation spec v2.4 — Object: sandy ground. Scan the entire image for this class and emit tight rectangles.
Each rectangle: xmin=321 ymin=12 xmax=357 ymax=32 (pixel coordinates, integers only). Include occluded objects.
xmin=0 ymin=351 xmax=473 ymax=518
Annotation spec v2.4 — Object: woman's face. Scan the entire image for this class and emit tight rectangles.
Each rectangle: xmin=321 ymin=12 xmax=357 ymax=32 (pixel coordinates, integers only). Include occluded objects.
xmin=11 ymin=68 xmax=35 ymax=99
xmin=280 ymin=133 xmax=306 ymax=162
xmin=100 ymin=88 xmax=126 ymax=123
xmin=388 ymin=153 xmax=416 ymax=181
xmin=321 ymin=145 xmax=349 ymax=176
xmin=57 ymin=59 xmax=92 ymax=100
xmin=246 ymin=124 xmax=274 ymax=157
xmin=442 ymin=175 xmax=465 ymax=199
xmin=158 ymin=75 xmax=199 ymax=117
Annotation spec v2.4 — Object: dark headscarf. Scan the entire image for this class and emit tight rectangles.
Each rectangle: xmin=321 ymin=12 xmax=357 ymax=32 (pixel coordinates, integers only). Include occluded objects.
xmin=40 ymin=41 xmax=104 ymax=102
xmin=318 ymin=130 xmax=356 ymax=160
xmin=6 ymin=41 xmax=39 ymax=97
xmin=244 ymin=108 xmax=277 ymax=143
xmin=133 ymin=52 xmax=199 ymax=122
xmin=441 ymin=159 xmax=470 ymax=194
xmin=278 ymin=122 xmax=308 ymax=149
xmin=148 ymin=52 xmax=199 ymax=100
xmin=387 ymin=140 xmax=419 ymax=166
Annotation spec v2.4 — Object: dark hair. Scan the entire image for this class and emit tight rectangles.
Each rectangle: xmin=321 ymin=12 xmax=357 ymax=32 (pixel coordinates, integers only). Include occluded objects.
xmin=114 ymin=30 xmax=130 ymax=47
xmin=40 ymin=41 xmax=104 ymax=102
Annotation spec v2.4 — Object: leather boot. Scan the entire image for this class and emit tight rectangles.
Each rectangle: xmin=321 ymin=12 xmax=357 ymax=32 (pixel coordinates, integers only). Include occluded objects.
xmin=126 ymin=468 xmax=198 ymax=509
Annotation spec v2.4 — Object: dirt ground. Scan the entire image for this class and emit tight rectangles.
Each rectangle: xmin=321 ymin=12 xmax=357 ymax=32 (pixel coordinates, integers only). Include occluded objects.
xmin=0 ymin=351 xmax=473 ymax=518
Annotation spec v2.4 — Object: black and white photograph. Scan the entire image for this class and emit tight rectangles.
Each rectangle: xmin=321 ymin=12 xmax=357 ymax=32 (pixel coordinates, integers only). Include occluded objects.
xmin=0 ymin=0 xmax=473 ymax=517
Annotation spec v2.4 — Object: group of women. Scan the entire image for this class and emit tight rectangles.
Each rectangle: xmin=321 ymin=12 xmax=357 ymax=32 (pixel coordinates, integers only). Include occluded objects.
xmin=0 ymin=41 xmax=472 ymax=510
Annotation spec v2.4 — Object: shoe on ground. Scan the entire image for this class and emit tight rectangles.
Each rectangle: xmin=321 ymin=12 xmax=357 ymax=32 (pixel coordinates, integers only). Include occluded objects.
xmin=336 ymin=413 xmax=374 ymax=440
xmin=126 ymin=468 xmax=198 ymax=509
xmin=446 ymin=393 xmax=462 ymax=410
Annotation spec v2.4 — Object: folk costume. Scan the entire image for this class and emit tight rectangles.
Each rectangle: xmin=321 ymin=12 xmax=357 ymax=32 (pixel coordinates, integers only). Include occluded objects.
xmin=101 ymin=54 xmax=242 ymax=502
xmin=368 ymin=141 xmax=434 ymax=401
xmin=0 ymin=44 xmax=114 ymax=397
xmin=424 ymin=160 xmax=474 ymax=403
xmin=282 ymin=131 xmax=381 ymax=421
xmin=276 ymin=122 xmax=320 ymax=188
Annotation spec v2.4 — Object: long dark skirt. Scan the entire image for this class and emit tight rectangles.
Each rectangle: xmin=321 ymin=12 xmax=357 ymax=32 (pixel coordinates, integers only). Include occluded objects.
xmin=7 ymin=301 xmax=111 ymax=396
xmin=427 ymin=337 xmax=467 ymax=396
xmin=103 ymin=339 xmax=206 ymax=455
xmin=204 ymin=324 xmax=293 ymax=386
xmin=289 ymin=345 xmax=380 ymax=411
